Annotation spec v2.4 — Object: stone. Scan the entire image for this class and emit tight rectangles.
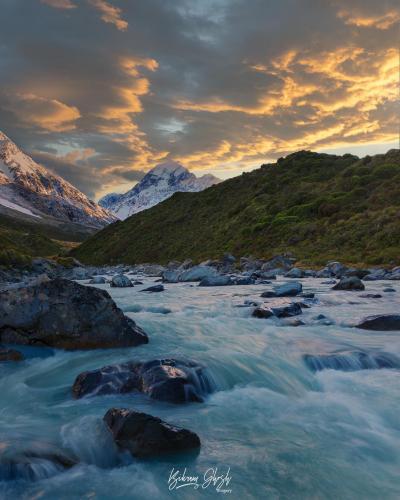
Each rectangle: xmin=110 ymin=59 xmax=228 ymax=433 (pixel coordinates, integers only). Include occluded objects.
xmin=0 ymin=279 xmax=148 ymax=349
xmin=162 ymin=270 xmax=181 ymax=283
xmin=383 ymin=288 xmax=396 ymax=293
xmin=359 ymin=294 xmax=382 ymax=298
xmin=260 ymin=291 xmax=277 ymax=298
xmin=72 ymin=358 xmax=214 ymax=403
xmin=0 ymin=346 xmax=24 ymax=362
xmin=363 ymin=269 xmax=388 ymax=281
xmin=261 ymin=255 xmax=295 ymax=271
xmin=110 ymin=274 xmax=133 ymax=288
xmin=274 ymin=282 xmax=302 ymax=297
xmin=178 ymin=265 xmax=218 ymax=282
xmin=284 ymin=267 xmax=304 ymax=278
xmin=140 ymin=284 xmax=165 ymax=292
xmin=88 ymin=276 xmax=106 ymax=284
xmin=233 ymin=276 xmax=255 ymax=285
xmin=199 ymin=275 xmax=232 ymax=286
xmin=355 ymin=314 xmax=400 ymax=331
xmin=332 ymin=277 xmax=365 ymax=291
xmin=303 ymin=351 xmax=400 ymax=372
xmin=103 ymin=408 xmax=201 ymax=458
xmin=300 ymin=292 xmax=315 ymax=298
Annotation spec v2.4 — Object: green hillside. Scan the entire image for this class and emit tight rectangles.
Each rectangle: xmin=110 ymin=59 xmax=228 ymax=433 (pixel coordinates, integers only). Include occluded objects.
xmin=72 ymin=150 xmax=400 ymax=267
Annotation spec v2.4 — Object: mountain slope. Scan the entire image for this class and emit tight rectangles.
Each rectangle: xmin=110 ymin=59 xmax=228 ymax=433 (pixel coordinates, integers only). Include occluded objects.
xmin=0 ymin=131 xmax=115 ymax=228
xmin=99 ymin=161 xmax=220 ymax=219
xmin=73 ymin=150 xmax=400 ymax=266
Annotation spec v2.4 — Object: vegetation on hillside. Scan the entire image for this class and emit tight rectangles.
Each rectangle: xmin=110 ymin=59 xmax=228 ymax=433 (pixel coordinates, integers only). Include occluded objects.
xmin=72 ymin=150 xmax=400 ymax=266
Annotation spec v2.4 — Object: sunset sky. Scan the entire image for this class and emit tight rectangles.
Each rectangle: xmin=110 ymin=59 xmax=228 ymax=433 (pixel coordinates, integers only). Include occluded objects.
xmin=1 ymin=0 xmax=399 ymax=199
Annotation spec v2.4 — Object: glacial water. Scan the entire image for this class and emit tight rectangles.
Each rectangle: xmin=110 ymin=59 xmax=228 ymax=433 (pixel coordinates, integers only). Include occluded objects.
xmin=1 ymin=277 xmax=400 ymax=499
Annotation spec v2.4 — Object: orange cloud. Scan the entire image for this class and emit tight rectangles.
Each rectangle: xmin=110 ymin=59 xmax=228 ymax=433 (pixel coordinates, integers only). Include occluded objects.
xmin=5 ymin=93 xmax=81 ymax=132
xmin=88 ymin=0 xmax=128 ymax=31
xmin=41 ymin=0 xmax=77 ymax=9
xmin=337 ymin=8 xmax=400 ymax=29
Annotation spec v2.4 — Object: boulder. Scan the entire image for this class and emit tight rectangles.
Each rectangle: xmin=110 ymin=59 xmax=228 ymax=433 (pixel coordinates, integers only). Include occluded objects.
xmin=140 ymin=284 xmax=165 ymax=293
xmin=252 ymin=307 xmax=274 ymax=319
xmin=360 ymin=294 xmax=382 ymax=299
xmin=0 ymin=279 xmax=148 ymax=349
xmin=110 ymin=274 xmax=133 ymax=288
xmin=274 ymin=282 xmax=302 ymax=297
xmin=178 ymin=265 xmax=218 ymax=282
xmin=300 ymin=292 xmax=315 ymax=299
xmin=260 ymin=291 xmax=277 ymax=298
xmin=233 ymin=276 xmax=255 ymax=285
xmin=387 ymin=269 xmax=400 ymax=280
xmin=355 ymin=314 xmax=400 ymax=331
xmin=326 ymin=261 xmax=348 ymax=278
xmin=138 ymin=264 xmax=165 ymax=277
xmin=223 ymin=253 xmax=236 ymax=265
xmin=103 ymin=408 xmax=201 ymax=458
xmin=179 ymin=259 xmax=193 ymax=270
xmin=72 ymin=358 xmax=214 ymax=403
xmin=0 ymin=346 xmax=24 ymax=362
xmin=70 ymin=267 xmax=92 ymax=280
xmin=332 ymin=277 xmax=365 ymax=291
xmin=284 ymin=267 xmax=304 ymax=278
xmin=162 ymin=270 xmax=181 ymax=283
xmin=253 ymin=300 xmax=302 ymax=319
xmin=261 ymin=255 xmax=295 ymax=271
xmin=257 ymin=271 xmax=277 ymax=280
xmin=363 ymin=269 xmax=388 ymax=281
xmin=316 ymin=268 xmax=333 ymax=278
xmin=199 ymin=275 xmax=232 ymax=286
xmin=383 ymin=287 xmax=396 ymax=293
xmin=303 ymin=350 xmax=400 ymax=372
xmin=240 ymin=257 xmax=264 ymax=272
xmin=88 ymin=276 xmax=106 ymax=284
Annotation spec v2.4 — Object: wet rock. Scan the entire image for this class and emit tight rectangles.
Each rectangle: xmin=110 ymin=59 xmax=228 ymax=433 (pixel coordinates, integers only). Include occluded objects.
xmin=303 ymin=350 xmax=400 ymax=372
xmin=240 ymin=257 xmax=264 ymax=272
xmin=88 ymin=276 xmax=106 ymax=284
xmin=300 ymin=292 xmax=315 ymax=299
xmin=360 ymin=293 xmax=382 ymax=299
xmin=274 ymin=282 xmax=302 ymax=297
xmin=321 ymin=280 xmax=336 ymax=285
xmin=363 ymin=269 xmax=388 ymax=281
xmin=0 ymin=279 xmax=148 ymax=349
xmin=260 ymin=291 xmax=277 ymax=298
xmin=332 ymin=277 xmax=365 ymax=291
xmin=387 ymin=268 xmax=400 ymax=280
xmin=355 ymin=314 xmax=400 ymax=331
xmin=261 ymin=255 xmax=295 ymax=272
xmin=103 ymin=408 xmax=201 ymax=458
xmin=253 ymin=301 xmax=302 ymax=319
xmin=110 ymin=274 xmax=133 ymax=288
xmin=252 ymin=307 xmax=274 ymax=319
xmin=178 ymin=265 xmax=218 ymax=282
xmin=316 ymin=268 xmax=333 ymax=278
xmin=326 ymin=261 xmax=348 ymax=278
xmin=180 ymin=259 xmax=193 ymax=270
xmin=138 ymin=264 xmax=165 ymax=277
xmin=72 ymin=358 xmax=214 ymax=403
xmin=257 ymin=271 xmax=277 ymax=280
xmin=0 ymin=346 xmax=24 ymax=362
xmin=383 ymin=287 xmax=396 ymax=293
xmin=70 ymin=267 xmax=92 ymax=280
xmin=140 ymin=284 xmax=165 ymax=293
xmin=233 ymin=276 xmax=255 ymax=285
xmin=281 ymin=318 xmax=305 ymax=326
xmin=199 ymin=275 xmax=233 ymax=286
xmin=162 ymin=270 xmax=181 ymax=283
xmin=284 ymin=267 xmax=304 ymax=278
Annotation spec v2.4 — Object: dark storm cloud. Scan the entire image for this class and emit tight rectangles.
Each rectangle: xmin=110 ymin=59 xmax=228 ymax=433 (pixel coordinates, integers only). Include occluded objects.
xmin=0 ymin=0 xmax=398 ymax=196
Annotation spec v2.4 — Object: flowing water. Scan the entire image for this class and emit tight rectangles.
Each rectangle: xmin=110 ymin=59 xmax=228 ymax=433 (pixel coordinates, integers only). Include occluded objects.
xmin=1 ymin=277 xmax=400 ymax=499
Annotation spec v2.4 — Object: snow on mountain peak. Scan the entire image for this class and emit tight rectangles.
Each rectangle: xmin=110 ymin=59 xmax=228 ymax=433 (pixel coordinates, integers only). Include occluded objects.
xmin=99 ymin=160 xmax=221 ymax=219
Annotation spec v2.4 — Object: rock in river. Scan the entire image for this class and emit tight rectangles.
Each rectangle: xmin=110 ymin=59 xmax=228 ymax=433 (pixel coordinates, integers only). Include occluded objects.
xmin=0 ymin=278 xmax=148 ymax=349
xmin=0 ymin=346 xmax=24 ymax=362
xmin=253 ymin=300 xmax=302 ymax=319
xmin=303 ymin=350 xmax=400 ymax=372
xmin=103 ymin=408 xmax=201 ymax=458
xmin=332 ymin=277 xmax=364 ymax=291
xmin=274 ymin=282 xmax=303 ymax=297
xmin=199 ymin=275 xmax=232 ymax=286
xmin=110 ymin=274 xmax=133 ymax=288
xmin=72 ymin=358 xmax=214 ymax=403
xmin=355 ymin=314 xmax=400 ymax=331
xmin=178 ymin=265 xmax=218 ymax=282
xmin=140 ymin=284 xmax=165 ymax=293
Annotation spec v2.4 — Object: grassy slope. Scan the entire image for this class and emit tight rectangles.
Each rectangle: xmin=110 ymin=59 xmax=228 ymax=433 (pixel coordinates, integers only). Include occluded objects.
xmin=72 ymin=150 xmax=400 ymax=266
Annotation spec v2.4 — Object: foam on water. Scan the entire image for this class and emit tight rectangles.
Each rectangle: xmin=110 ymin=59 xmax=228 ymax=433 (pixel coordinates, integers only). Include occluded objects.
xmin=0 ymin=277 xmax=399 ymax=499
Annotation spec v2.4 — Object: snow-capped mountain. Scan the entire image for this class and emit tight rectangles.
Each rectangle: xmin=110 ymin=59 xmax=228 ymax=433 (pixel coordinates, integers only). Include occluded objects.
xmin=0 ymin=131 xmax=115 ymax=228
xmin=99 ymin=161 xmax=221 ymax=219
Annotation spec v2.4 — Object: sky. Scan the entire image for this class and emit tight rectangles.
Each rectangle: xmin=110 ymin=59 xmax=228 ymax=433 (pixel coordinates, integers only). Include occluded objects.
xmin=0 ymin=0 xmax=399 ymax=200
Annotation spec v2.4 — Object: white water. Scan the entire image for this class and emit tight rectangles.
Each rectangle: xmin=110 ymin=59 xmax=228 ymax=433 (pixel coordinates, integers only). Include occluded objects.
xmin=1 ymin=277 xmax=400 ymax=499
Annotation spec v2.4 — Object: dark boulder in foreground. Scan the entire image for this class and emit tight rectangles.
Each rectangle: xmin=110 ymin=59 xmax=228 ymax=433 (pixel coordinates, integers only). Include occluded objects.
xmin=103 ymin=408 xmax=201 ymax=458
xmin=140 ymin=284 xmax=165 ymax=293
xmin=303 ymin=350 xmax=400 ymax=372
xmin=355 ymin=314 xmax=400 ymax=331
xmin=0 ymin=279 xmax=148 ymax=349
xmin=72 ymin=358 xmax=214 ymax=403
xmin=0 ymin=346 xmax=24 ymax=362
xmin=332 ymin=277 xmax=364 ymax=291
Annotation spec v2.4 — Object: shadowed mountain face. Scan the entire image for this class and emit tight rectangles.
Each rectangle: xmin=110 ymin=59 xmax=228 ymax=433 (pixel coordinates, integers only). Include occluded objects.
xmin=0 ymin=131 xmax=115 ymax=229
xmin=73 ymin=149 xmax=400 ymax=266
xmin=99 ymin=161 xmax=220 ymax=219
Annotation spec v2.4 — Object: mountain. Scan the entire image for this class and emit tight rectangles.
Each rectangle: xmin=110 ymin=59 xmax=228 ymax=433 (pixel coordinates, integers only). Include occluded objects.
xmin=0 ymin=131 xmax=115 ymax=229
xmin=98 ymin=161 xmax=221 ymax=219
xmin=72 ymin=149 xmax=400 ymax=266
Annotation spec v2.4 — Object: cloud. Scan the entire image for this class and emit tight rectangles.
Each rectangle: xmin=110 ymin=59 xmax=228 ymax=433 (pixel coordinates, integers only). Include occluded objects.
xmin=41 ymin=0 xmax=77 ymax=9
xmin=2 ymin=93 xmax=81 ymax=132
xmin=88 ymin=0 xmax=128 ymax=31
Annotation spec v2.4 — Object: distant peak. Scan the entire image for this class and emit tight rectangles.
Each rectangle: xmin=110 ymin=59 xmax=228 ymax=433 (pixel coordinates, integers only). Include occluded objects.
xmin=0 ymin=130 xmax=11 ymax=142
xmin=149 ymin=161 xmax=188 ymax=177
